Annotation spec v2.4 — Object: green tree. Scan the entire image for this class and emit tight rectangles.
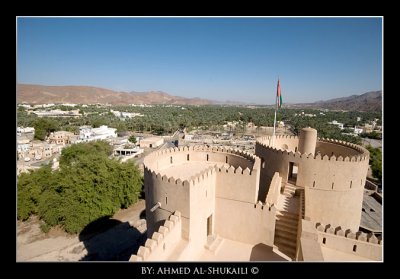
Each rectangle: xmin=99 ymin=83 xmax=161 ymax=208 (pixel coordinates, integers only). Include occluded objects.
xmin=366 ymin=145 xmax=382 ymax=182
xmin=17 ymin=141 xmax=143 ymax=234
xmin=33 ymin=118 xmax=58 ymax=140
xmin=128 ymin=135 xmax=137 ymax=144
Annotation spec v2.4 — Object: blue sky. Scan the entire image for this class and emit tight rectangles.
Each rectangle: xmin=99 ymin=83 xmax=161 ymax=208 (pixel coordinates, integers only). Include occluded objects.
xmin=17 ymin=17 xmax=382 ymax=104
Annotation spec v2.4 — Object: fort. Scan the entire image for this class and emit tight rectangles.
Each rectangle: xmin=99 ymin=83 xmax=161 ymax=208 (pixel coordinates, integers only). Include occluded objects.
xmin=130 ymin=127 xmax=382 ymax=261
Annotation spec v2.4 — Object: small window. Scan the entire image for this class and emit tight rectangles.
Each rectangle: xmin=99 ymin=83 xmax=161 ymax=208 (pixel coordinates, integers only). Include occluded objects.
xmin=332 ymin=183 xmax=334 ymax=189
xmin=313 ymin=181 xmax=315 ymax=188
xmin=207 ymin=154 xmax=209 ymax=161
xmin=350 ymin=181 xmax=352 ymax=188
xmin=322 ymin=238 xmax=326 ymax=244
xmin=226 ymin=156 xmax=228 ymax=164
xmin=353 ymin=245 xmax=357 ymax=252
xmin=165 ymin=196 xmax=168 ymax=205
xmin=295 ymin=147 xmax=298 ymax=152
xmin=187 ymin=154 xmax=189 ymax=161
xmin=170 ymin=157 xmax=173 ymax=164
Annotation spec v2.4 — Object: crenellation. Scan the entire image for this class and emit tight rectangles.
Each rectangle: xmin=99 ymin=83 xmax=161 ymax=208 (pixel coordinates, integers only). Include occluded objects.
xmin=137 ymin=246 xmax=150 ymax=260
xmin=368 ymin=233 xmax=379 ymax=244
xmin=356 ymin=232 xmax=368 ymax=242
xmin=152 ymin=231 xmax=164 ymax=244
xmin=145 ymin=238 xmax=157 ymax=252
xmin=314 ymin=222 xmax=381 ymax=245
xmin=158 ymin=225 xmax=169 ymax=236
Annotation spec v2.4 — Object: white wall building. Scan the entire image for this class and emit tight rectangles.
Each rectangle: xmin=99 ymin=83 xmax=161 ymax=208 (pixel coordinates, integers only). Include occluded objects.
xmin=328 ymin=120 xmax=344 ymax=130
xmin=17 ymin=127 xmax=35 ymax=135
xmin=79 ymin=125 xmax=117 ymax=142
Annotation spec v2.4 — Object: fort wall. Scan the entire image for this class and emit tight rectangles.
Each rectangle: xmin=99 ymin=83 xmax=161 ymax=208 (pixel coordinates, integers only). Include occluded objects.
xmin=256 ymin=136 xmax=369 ymax=231
xmin=215 ymin=198 xmax=276 ymax=245
xmin=315 ymin=221 xmax=382 ymax=260
xmin=298 ymin=219 xmax=382 ymax=261
xmin=216 ymin=164 xmax=260 ymax=204
xmin=144 ymin=146 xmax=259 ymax=244
xmin=130 ymin=211 xmax=183 ymax=261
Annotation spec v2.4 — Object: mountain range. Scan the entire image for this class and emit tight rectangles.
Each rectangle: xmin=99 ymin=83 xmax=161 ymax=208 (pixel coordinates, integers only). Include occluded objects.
xmin=16 ymin=84 xmax=212 ymax=105
xmin=16 ymin=84 xmax=382 ymax=111
xmin=287 ymin=90 xmax=382 ymax=111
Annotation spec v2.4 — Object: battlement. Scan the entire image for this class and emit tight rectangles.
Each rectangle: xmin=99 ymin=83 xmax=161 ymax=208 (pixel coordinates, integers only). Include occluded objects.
xmin=315 ymin=222 xmax=382 ymax=245
xmin=130 ymin=211 xmax=182 ymax=261
xmin=144 ymin=160 xmax=258 ymax=189
xmin=144 ymin=145 xmax=258 ymax=168
xmin=256 ymin=138 xmax=369 ymax=163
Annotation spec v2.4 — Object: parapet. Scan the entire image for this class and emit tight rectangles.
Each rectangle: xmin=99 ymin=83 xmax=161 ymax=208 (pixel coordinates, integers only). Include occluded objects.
xmin=130 ymin=211 xmax=182 ymax=261
xmin=256 ymin=136 xmax=369 ymax=163
xmin=315 ymin=222 xmax=381 ymax=245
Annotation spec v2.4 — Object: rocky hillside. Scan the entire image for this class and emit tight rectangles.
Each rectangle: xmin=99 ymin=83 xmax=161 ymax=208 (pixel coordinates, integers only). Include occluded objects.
xmin=16 ymin=84 xmax=213 ymax=105
xmin=288 ymin=91 xmax=382 ymax=111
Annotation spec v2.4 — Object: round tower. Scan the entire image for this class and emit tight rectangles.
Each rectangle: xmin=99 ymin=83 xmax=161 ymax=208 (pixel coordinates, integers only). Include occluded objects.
xmin=298 ymin=127 xmax=317 ymax=155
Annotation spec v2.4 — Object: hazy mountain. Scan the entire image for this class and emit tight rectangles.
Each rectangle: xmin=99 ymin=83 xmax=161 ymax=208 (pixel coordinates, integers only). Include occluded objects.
xmin=286 ymin=91 xmax=382 ymax=111
xmin=17 ymin=84 xmax=382 ymax=111
xmin=16 ymin=84 xmax=213 ymax=105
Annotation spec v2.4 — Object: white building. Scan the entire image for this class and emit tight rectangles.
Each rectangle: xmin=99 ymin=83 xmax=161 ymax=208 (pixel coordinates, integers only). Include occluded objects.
xmin=353 ymin=126 xmax=363 ymax=135
xmin=328 ymin=120 xmax=344 ymax=130
xmin=32 ymin=109 xmax=80 ymax=118
xmin=110 ymin=110 xmax=144 ymax=119
xmin=17 ymin=127 xmax=35 ymax=136
xmin=79 ymin=125 xmax=117 ymax=142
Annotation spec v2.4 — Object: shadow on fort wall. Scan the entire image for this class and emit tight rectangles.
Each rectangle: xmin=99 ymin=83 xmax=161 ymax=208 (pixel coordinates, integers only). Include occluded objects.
xmin=79 ymin=216 xmax=147 ymax=261
xmin=250 ymin=243 xmax=287 ymax=261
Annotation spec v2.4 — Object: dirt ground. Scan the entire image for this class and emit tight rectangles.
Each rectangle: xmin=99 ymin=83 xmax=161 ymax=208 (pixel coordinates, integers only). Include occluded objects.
xmin=16 ymin=200 xmax=147 ymax=262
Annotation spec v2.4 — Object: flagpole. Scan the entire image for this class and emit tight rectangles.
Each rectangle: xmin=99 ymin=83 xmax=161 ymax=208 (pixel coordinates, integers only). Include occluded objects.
xmin=272 ymin=78 xmax=278 ymax=147
xmin=272 ymin=94 xmax=277 ymax=147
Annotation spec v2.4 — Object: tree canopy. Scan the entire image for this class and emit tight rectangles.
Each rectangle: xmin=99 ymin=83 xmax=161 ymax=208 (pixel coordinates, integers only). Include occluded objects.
xmin=17 ymin=141 xmax=143 ymax=234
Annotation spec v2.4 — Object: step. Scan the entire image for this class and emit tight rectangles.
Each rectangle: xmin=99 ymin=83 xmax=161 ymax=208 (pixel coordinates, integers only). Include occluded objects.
xmin=284 ymin=189 xmax=296 ymax=194
xmin=276 ymin=223 xmax=298 ymax=234
xmin=276 ymin=217 xmax=298 ymax=226
xmin=274 ymin=245 xmax=296 ymax=259
xmin=276 ymin=213 xmax=299 ymax=221
xmin=275 ymin=230 xmax=298 ymax=242
xmin=279 ymin=210 xmax=299 ymax=218
xmin=275 ymin=230 xmax=297 ymax=241
xmin=274 ymin=236 xmax=297 ymax=249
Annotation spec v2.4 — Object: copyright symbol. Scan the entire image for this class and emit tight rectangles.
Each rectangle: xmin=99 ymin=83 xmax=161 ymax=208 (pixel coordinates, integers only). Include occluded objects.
xmin=251 ymin=267 xmax=259 ymax=274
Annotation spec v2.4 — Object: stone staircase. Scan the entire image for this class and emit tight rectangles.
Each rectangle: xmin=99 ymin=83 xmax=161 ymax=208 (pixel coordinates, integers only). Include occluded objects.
xmin=283 ymin=183 xmax=297 ymax=197
xmin=274 ymin=183 xmax=300 ymax=260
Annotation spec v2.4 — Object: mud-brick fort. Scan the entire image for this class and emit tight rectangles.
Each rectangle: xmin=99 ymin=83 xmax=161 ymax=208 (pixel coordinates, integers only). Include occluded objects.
xmin=130 ymin=127 xmax=382 ymax=261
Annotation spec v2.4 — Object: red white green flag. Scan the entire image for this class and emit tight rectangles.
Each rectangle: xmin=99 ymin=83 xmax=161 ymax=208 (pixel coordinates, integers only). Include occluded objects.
xmin=277 ymin=79 xmax=282 ymax=108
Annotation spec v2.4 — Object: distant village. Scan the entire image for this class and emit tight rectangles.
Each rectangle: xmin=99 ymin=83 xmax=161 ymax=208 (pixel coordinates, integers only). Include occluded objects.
xmin=17 ymin=103 xmax=382 ymax=176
